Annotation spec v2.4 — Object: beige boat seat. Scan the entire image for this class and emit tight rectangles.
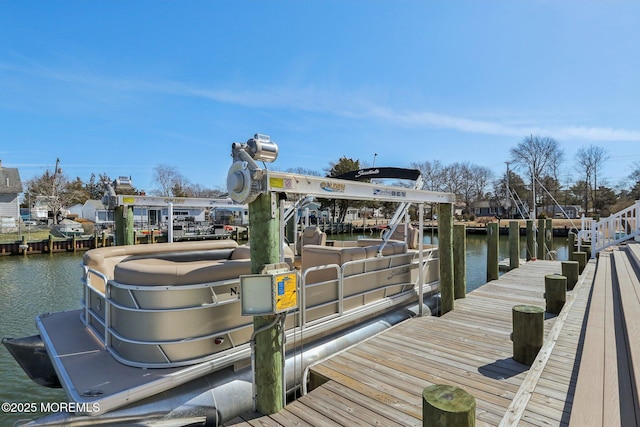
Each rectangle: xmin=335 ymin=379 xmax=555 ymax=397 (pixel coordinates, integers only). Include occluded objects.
xmin=301 ymin=240 xmax=408 ymax=284
xmin=112 ymin=243 xmax=295 ymax=287
xmin=296 ymin=226 xmax=327 ymax=255
xmin=386 ymin=223 xmax=419 ymax=249
xmin=83 ymin=240 xmax=239 ymax=281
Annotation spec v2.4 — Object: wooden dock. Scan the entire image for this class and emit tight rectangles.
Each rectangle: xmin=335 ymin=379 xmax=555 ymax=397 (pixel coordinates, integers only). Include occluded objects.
xmin=224 ymin=244 xmax=640 ymax=426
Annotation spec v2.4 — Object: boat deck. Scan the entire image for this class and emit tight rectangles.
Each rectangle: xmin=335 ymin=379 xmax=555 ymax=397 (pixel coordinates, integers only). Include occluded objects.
xmin=36 ymin=309 xmax=254 ymax=416
xmin=223 ymin=254 xmax=619 ymax=426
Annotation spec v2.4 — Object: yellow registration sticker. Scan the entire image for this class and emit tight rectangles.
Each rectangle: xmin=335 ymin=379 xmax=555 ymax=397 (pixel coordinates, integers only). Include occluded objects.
xmin=274 ymin=271 xmax=297 ymax=312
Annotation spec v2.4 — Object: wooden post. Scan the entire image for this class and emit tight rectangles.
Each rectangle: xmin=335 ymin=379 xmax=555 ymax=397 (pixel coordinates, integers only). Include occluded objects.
xmin=453 ymin=224 xmax=466 ymax=299
xmin=115 ymin=205 xmax=134 ymax=246
xmin=561 ymin=261 xmax=580 ymax=290
xmin=486 ymin=222 xmax=499 ymax=281
xmin=72 ymin=234 xmax=77 ymax=252
xmin=526 ymin=220 xmax=534 ymax=261
xmin=536 ymin=219 xmax=545 ymax=261
xmin=568 ymin=232 xmax=576 ymax=261
xmin=545 ymin=218 xmax=553 ymax=259
xmin=509 ymin=221 xmax=520 ymax=270
xmin=438 ymin=203 xmax=454 ymax=315
xmin=574 ymin=251 xmax=587 ymax=274
xmin=422 ymin=384 xmax=475 ymax=427
xmin=249 ymin=192 xmax=284 ymax=415
xmin=21 ymin=235 xmax=28 ymax=256
xmin=544 ymin=274 xmax=566 ymax=314
xmin=512 ymin=305 xmax=544 ymax=366
xmin=48 ymin=234 xmax=54 ymax=253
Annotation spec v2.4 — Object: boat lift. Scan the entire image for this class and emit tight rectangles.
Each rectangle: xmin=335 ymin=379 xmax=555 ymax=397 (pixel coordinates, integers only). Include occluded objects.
xmin=227 ymin=134 xmax=456 ymax=316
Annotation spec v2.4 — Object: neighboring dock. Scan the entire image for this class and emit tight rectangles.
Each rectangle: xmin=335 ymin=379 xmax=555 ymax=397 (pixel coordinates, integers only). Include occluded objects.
xmin=224 ymin=243 xmax=640 ymax=426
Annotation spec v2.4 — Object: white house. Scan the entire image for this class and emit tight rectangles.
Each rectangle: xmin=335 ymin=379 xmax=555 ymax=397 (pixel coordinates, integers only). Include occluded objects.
xmin=0 ymin=160 xmax=22 ymax=228
xmin=82 ymin=200 xmax=114 ymax=225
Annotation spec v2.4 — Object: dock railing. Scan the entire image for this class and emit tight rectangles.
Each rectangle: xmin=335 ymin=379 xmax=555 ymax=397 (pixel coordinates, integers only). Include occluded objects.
xmin=581 ymin=200 xmax=640 ymax=258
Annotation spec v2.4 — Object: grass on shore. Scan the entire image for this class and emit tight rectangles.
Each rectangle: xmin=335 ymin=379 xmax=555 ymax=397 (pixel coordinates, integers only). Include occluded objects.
xmin=0 ymin=229 xmax=53 ymax=243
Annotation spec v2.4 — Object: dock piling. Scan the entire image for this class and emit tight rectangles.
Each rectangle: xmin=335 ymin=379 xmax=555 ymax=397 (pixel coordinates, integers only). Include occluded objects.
xmin=509 ymin=221 xmax=520 ymax=270
xmin=568 ymin=232 xmax=576 ymax=260
xmin=545 ymin=219 xmax=553 ymax=259
xmin=250 ymin=192 xmax=284 ymax=415
xmin=561 ymin=261 xmax=580 ymax=290
xmin=422 ymin=384 xmax=476 ymax=427
xmin=536 ymin=219 xmax=545 ymax=261
xmin=574 ymin=251 xmax=587 ymax=274
xmin=486 ymin=222 xmax=499 ymax=281
xmin=526 ymin=220 xmax=534 ymax=261
xmin=453 ymin=223 xmax=466 ymax=299
xmin=439 ymin=203 xmax=454 ymax=314
xmin=512 ymin=304 xmax=544 ymax=366
xmin=544 ymin=274 xmax=567 ymax=314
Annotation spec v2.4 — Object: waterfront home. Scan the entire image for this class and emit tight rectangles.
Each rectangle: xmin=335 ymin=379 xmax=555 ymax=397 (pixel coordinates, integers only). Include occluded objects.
xmin=0 ymin=160 xmax=22 ymax=228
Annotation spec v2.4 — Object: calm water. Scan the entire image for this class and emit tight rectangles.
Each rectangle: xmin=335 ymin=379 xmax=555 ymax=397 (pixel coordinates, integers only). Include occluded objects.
xmin=0 ymin=234 xmax=569 ymax=425
xmin=0 ymin=253 xmax=84 ymax=426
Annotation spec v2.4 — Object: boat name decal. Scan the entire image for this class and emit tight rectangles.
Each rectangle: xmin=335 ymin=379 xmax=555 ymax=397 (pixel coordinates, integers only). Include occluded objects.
xmin=373 ymin=188 xmax=407 ymax=198
xmin=387 ymin=266 xmax=411 ymax=279
xmin=355 ymin=169 xmax=380 ymax=178
xmin=320 ymin=182 xmax=346 ymax=193
xmin=163 ymin=197 xmax=187 ymax=204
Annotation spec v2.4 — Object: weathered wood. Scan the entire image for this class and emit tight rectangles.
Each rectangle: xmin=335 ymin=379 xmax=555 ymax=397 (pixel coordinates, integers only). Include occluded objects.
xmin=526 ymin=220 xmax=534 ymax=261
xmin=544 ymin=274 xmax=566 ymax=315
xmin=574 ymin=251 xmax=587 ymax=274
xmin=422 ymin=384 xmax=476 ymax=427
xmin=512 ymin=305 xmax=544 ymax=366
xmin=509 ymin=221 xmax=520 ymax=270
xmin=487 ymin=222 xmax=499 ymax=281
xmin=545 ymin=219 xmax=553 ymax=259
xmin=454 ymin=224 xmax=467 ymax=299
xmin=249 ymin=192 xmax=284 ymax=415
xmin=439 ymin=203 xmax=454 ymax=314
xmin=561 ymin=260 xmax=579 ymax=290
xmin=568 ymin=232 xmax=576 ymax=261
xmin=114 ymin=205 xmax=134 ymax=246
xmin=536 ymin=219 xmax=545 ymax=261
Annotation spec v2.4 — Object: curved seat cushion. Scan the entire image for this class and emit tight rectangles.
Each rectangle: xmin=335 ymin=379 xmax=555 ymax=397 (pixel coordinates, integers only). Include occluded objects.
xmin=114 ymin=258 xmax=252 ymax=286
xmin=84 ymin=240 xmax=239 ymax=279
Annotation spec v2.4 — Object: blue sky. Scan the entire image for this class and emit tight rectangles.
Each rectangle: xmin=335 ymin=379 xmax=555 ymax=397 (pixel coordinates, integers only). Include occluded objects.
xmin=1 ymin=1 xmax=639 ymax=195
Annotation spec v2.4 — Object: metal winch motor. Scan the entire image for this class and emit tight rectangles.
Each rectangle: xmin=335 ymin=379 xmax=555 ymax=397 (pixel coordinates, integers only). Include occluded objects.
xmin=227 ymin=134 xmax=278 ymax=204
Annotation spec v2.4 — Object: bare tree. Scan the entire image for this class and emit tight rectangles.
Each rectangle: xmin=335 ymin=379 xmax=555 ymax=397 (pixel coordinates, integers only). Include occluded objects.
xmin=152 ymin=165 xmax=187 ymax=197
xmin=575 ymin=145 xmax=608 ymax=214
xmin=510 ymin=135 xmax=563 ymax=218
xmin=410 ymin=160 xmax=447 ymax=192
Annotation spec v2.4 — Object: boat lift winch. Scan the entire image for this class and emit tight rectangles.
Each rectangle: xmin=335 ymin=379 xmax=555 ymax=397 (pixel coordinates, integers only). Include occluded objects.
xmin=227 ymin=133 xmax=456 ymax=317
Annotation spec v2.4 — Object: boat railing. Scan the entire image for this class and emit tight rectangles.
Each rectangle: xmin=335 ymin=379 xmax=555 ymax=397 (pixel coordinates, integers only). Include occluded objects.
xmin=300 ymin=248 xmax=438 ymax=329
xmin=78 ymin=245 xmax=436 ymax=368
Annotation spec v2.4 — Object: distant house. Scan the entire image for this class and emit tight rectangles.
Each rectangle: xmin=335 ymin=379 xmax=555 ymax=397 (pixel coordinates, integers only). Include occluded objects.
xmin=82 ymin=200 xmax=114 ymax=226
xmin=471 ymin=201 xmax=499 ymax=218
xmin=539 ymin=205 xmax=582 ymax=219
xmin=67 ymin=203 xmax=84 ymax=218
xmin=0 ymin=160 xmax=23 ymax=222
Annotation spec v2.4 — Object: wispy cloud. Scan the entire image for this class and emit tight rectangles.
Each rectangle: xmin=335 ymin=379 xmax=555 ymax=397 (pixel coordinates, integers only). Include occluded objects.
xmin=3 ymin=57 xmax=639 ymax=143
